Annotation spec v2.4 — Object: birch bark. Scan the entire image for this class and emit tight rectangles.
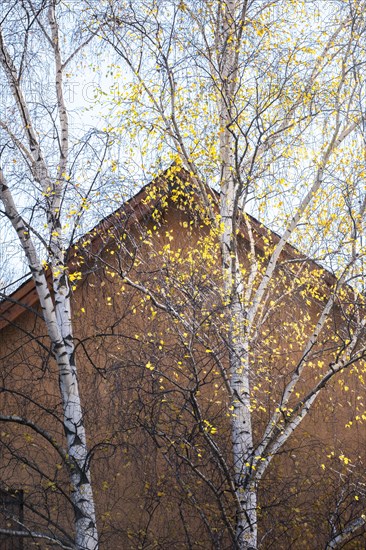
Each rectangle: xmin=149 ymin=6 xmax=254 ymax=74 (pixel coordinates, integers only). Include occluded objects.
xmin=0 ymin=2 xmax=98 ymax=547
xmin=217 ymin=1 xmax=257 ymax=547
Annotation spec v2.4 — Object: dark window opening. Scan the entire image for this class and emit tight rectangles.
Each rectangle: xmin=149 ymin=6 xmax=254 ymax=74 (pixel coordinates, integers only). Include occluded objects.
xmin=0 ymin=489 xmax=24 ymax=550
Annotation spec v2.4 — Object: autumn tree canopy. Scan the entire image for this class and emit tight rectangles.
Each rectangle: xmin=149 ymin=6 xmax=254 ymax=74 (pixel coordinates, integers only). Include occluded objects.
xmin=1 ymin=0 xmax=366 ymax=549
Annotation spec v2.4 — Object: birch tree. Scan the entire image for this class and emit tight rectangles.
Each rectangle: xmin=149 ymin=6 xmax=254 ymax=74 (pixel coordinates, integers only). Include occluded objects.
xmin=1 ymin=0 xmax=366 ymax=548
xmin=0 ymin=1 xmax=99 ymax=548
xmin=89 ymin=0 xmax=366 ymax=547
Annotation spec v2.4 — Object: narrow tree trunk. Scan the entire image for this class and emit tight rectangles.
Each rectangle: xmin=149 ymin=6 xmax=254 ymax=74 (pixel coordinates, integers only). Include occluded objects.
xmin=1 ymin=171 xmax=98 ymax=550
xmin=217 ymin=1 xmax=257 ymax=546
xmin=220 ymin=213 xmax=257 ymax=548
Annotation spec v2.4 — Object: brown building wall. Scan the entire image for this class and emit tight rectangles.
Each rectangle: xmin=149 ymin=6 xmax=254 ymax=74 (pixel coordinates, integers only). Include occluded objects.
xmin=0 ymin=198 xmax=365 ymax=548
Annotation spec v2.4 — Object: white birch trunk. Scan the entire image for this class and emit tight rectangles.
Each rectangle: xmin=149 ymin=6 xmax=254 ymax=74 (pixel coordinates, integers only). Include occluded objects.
xmin=221 ymin=184 xmax=257 ymax=547
xmin=0 ymin=170 xmax=98 ymax=549
xmin=0 ymin=3 xmax=98 ymax=546
xmin=217 ymin=1 xmax=257 ymax=546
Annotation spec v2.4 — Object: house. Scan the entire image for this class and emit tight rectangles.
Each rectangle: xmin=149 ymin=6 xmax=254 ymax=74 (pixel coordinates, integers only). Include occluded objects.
xmin=0 ymin=169 xmax=365 ymax=549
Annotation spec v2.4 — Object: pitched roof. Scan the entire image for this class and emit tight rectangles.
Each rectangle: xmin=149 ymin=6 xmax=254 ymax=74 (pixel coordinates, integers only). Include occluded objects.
xmin=0 ymin=168 xmax=334 ymax=331
xmin=0 ymin=173 xmax=162 ymax=330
